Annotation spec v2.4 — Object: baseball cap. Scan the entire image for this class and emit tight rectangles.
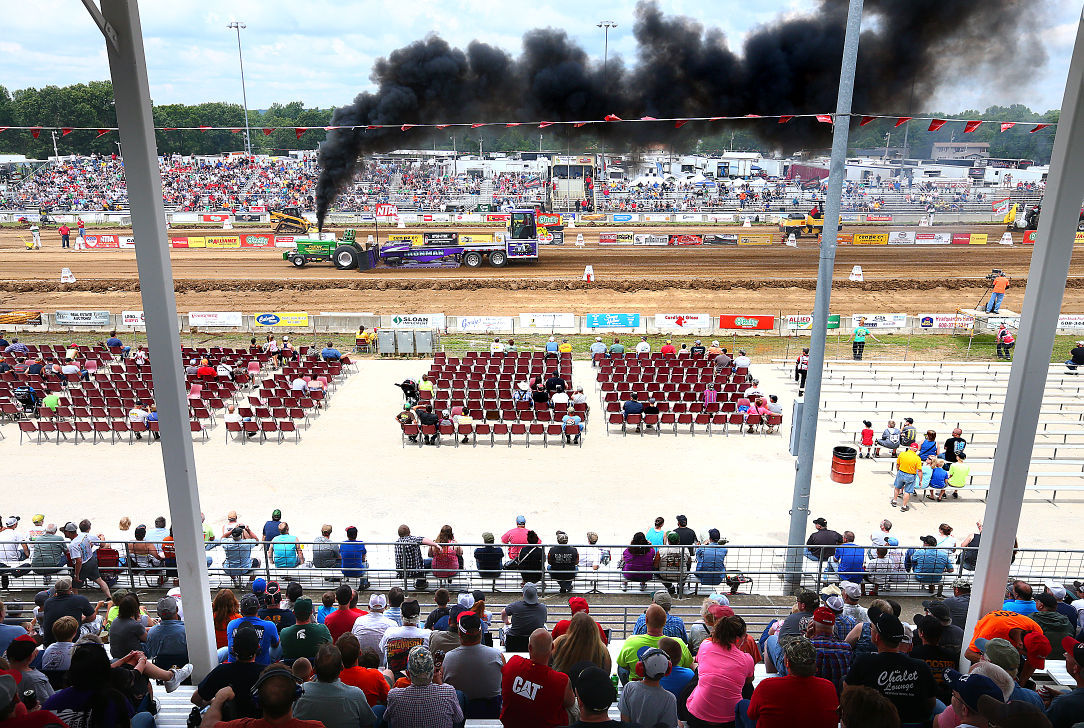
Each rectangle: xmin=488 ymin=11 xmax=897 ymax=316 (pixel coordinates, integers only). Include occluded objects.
xmin=293 ymin=597 xmax=314 ymax=619
xmin=3 ymin=516 xmax=19 ymax=528
xmin=32 ymin=514 xmax=44 ymax=524
xmin=945 ymin=668 xmax=1004 ymax=711
xmin=407 ymin=645 xmax=434 ymax=677
xmin=271 ymin=509 xmax=281 ymax=518
xmin=569 ymin=597 xmax=590 ymax=614
xmin=676 ymin=515 xmax=687 ymax=525
xmin=652 ymin=590 xmax=672 ymax=610
xmin=1044 ymin=580 xmax=1068 ymax=600
xmin=782 ymin=636 xmax=817 ymax=667
xmin=921 ymin=601 xmax=952 ymax=624
xmin=0 ymin=675 xmax=16 ymax=711
xmin=401 ymin=599 xmax=421 ymax=619
xmin=482 ymin=532 xmax=495 ymax=544
xmin=637 ymin=647 xmax=671 ymax=680
xmin=516 ymin=515 xmax=526 ymax=525
xmin=1063 ymin=636 xmax=1084 ymax=666
xmin=457 ymin=592 xmax=474 ymax=609
xmin=825 ymin=595 xmax=844 ymax=612
xmin=841 ymin=582 xmax=861 ymax=599
xmin=976 ymin=694 xmax=1053 ymax=728
xmin=252 ymin=578 xmax=267 ymax=594
xmin=240 ymin=593 xmax=261 ymax=614
xmin=265 ymin=580 xmax=280 ymax=597
xmin=875 ymin=613 xmax=906 ymax=642
xmin=523 ymin=583 xmax=539 ymax=605
xmin=574 ymin=666 xmax=617 ymax=712
xmin=156 ymin=596 xmax=179 ymax=617
xmin=369 ymin=593 xmax=388 ymax=610
xmin=61 ymin=521 xmax=77 ymax=533
xmin=952 ymin=577 xmax=971 ymax=590
xmin=6 ymin=634 xmax=39 ymax=661
xmin=976 ymin=638 xmax=1021 ymax=674
xmin=812 ymin=517 xmax=827 ymax=527
xmin=708 ymin=604 xmax=735 ymax=620
xmin=812 ymin=607 xmax=836 ymax=626
xmin=1023 ymin=631 xmax=1052 ymax=668
xmin=458 ymin=612 xmax=482 ymax=634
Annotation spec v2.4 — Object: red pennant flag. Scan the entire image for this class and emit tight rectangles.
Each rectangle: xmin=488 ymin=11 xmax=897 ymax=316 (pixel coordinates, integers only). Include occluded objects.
xmin=198 ymin=125 xmax=211 ymax=132
xmin=367 ymin=125 xmax=379 ymax=130
xmin=471 ymin=123 xmax=487 ymax=128
xmin=323 ymin=126 xmax=336 ymax=131
xmin=1000 ymin=122 xmax=1015 ymax=133
xmin=61 ymin=128 xmax=73 ymax=137
xmin=859 ymin=116 xmax=875 ymax=126
xmin=538 ymin=121 xmax=554 ymax=128
xmin=30 ymin=127 xmax=42 ymax=138
xmin=505 ymin=123 xmax=521 ymax=127
xmin=779 ymin=115 xmax=794 ymax=124
xmin=262 ymin=128 xmax=273 ymax=136
xmin=674 ymin=120 xmax=689 ymax=129
xmin=894 ymin=117 xmax=912 ymax=127
xmin=230 ymin=128 xmax=242 ymax=133
xmin=95 ymin=129 xmax=110 ymax=138
xmin=709 ymin=117 xmax=723 ymax=122
xmin=0 ymin=128 xmax=7 ymax=134
xmin=1030 ymin=123 xmax=1051 ymax=133
xmin=295 ymin=128 xmax=306 ymax=139
xmin=435 ymin=124 xmax=449 ymax=129
xmin=573 ymin=122 xmax=588 ymax=128
xmin=604 ymin=114 xmax=622 ymax=122
xmin=927 ymin=119 xmax=947 ymax=132
xmin=400 ymin=124 xmax=414 ymax=132
xmin=963 ymin=120 xmax=982 ymax=133
xmin=744 ymin=114 xmax=762 ymax=118
xmin=816 ymin=115 xmax=833 ymax=124
xmin=640 ymin=116 xmax=658 ymax=121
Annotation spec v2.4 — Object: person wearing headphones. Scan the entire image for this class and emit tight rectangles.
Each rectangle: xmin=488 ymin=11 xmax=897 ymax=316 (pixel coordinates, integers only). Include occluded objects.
xmin=618 ymin=647 xmax=679 ymax=728
xmin=200 ymin=662 xmax=322 ymax=727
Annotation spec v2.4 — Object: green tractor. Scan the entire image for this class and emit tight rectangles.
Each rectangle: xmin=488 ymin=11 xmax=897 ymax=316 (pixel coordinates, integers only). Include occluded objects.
xmin=283 ymin=230 xmax=375 ymax=270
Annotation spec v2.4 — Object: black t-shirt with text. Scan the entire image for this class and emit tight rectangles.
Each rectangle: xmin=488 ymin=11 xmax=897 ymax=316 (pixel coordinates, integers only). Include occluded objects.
xmin=942 ymin=437 xmax=966 ymax=462
xmin=908 ymin=644 xmax=959 ymax=703
xmin=196 ymin=661 xmax=265 ymax=718
xmin=845 ymin=652 xmax=936 ymax=725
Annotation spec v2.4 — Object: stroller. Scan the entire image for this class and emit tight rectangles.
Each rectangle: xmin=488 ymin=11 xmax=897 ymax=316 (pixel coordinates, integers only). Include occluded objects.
xmin=396 ymin=379 xmax=419 ymax=407
xmin=12 ymin=385 xmax=39 ymax=417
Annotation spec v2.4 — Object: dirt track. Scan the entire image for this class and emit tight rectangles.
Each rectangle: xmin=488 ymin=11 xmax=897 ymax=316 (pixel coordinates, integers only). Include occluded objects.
xmin=0 ymin=223 xmax=1076 ymax=314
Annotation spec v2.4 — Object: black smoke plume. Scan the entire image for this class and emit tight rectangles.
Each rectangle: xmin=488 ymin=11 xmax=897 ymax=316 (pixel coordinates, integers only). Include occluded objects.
xmin=317 ymin=0 xmax=1045 ymax=227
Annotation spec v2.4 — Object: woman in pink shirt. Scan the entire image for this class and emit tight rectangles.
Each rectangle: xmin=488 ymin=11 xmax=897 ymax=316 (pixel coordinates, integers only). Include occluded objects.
xmin=686 ymin=615 xmax=755 ymax=727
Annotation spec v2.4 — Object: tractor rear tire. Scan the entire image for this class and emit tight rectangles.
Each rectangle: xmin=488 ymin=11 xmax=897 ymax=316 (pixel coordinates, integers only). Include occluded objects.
xmin=791 ymin=229 xmax=801 ymax=238
xmin=290 ymin=255 xmax=306 ymax=268
xmin=488 ymin=250 xmax=508 ymax=267
xmin=333 ymin=245 xmax=359 ymax=270
xmin=463 ymin=251 xmax=483 ymax=268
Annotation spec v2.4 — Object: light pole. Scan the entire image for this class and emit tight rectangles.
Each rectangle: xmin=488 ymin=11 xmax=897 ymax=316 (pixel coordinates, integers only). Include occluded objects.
xmin=450 ymin=135 xmax=456 ymax=177
xmin=50 ymin=131 xmax=60 ymax=160
xmin=227 ymin=20 xmax=252 ymax=155
xmin=597 ymin=20 xmax=617 ymax=186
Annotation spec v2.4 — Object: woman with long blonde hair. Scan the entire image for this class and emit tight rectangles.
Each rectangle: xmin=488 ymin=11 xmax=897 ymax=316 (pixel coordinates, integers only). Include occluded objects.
xmin=551 ymin=611 xmax=611 ymax=675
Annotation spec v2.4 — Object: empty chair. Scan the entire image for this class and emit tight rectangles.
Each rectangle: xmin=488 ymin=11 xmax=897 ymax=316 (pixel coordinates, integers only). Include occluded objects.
xmin=544 ymin=423 xmax=564 ymax=447
xmin=110 ymin=420 xmax=130 ymax=444
xmin=473 ymin=423 xmax=492 ymax=447
xmin=18 ymin=421 xmax=37 ymax=444
xmin=279 ymin=420 xmax=299 ymax=443
xmin=527 ymin=423 xmax=545 ymax=446
xmin=492 ymin=422 xmax=511 ymax=447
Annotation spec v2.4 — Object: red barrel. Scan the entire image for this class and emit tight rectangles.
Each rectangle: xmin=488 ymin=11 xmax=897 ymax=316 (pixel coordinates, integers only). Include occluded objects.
xmin=830 ymin=446 xmax=858 ymax=484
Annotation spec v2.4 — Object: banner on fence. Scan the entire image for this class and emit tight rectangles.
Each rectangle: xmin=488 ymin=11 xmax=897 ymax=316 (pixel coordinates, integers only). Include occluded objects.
xmin=585 ymin=313 xmax=641 ymax=329
xmin=1023 ymin=231 xmax=1037 ymax=244
xmin=169 ymin=236 xmax=189 ymax=248
xmin=120 ymin=311 xmax=145 ymax=326
xmin=719 ymin=314 xmax=775 ymax=330
xmin=387 ymin=233 xmax=423 ymax=247
xmin=865 ymin=214 xmax=893 ymax=222
xmin=274 ymin=236 xmax=298 ymax=248
xmin=169 ymin=212 xmax=198 ymax=223
xmin=55 ymin=310 xmax=111 ymax=326
xmin=205 ymin=236 xmax=241 ymax=249
xmin=582 ymin=214 xmax=606 ymax=222
xmin=188 ymin=311 xmax=243 ymax=327
xmin=784 ymin=314 xmax=841 ymax=330
xmin=915 ymin=232 xmax=953 ymax=245
xmin=737 ymin=233 xmax=773 ymax=246
xmin=919 ymin=313 xmax=975 ymax=329
xmin=706 ymin=214 xmax=736 ymax=223
xmin=234 ymin=213 xmax=262 ymax=222
xmin=519 ymin=313 xmax=576 ymax=328
xmin=199 ymin=214 xmax=231 ymax=223
xmin=611 ymin=214 xmax=639 ymax=222
xmin=485 ymin=213 xmax=511 ymax=222
xmin=454 ymin=214 xmax=483 ymax=223
xmin=84 ymin=234 xmax=117 ymax=249
xmin=0 ymin=311 xmax=43 ymax=326
xmin=631 ymin=234 xmax=670 ymax=246
xmin=668 ymin=234 xmax=703 ymax=246
xmin=969 ymin=233 xmax=989 ymax=245
xmin=456 ymin=316 xmax=514 ymax=332
xmin=249 ymin=205 xmax=267 ymax=214
xmin=992 ymin=198 xmax=1011 ymax=215
xmin=853 ymin=233 xmax=889 ymax=245
xmin=186 ymin=236 xmax=207 ymax=249
xmin=240 ymin=234 xmax=273 ymax=248
xmin=840 ymin=213 xmax=862 ymax=222
xmin=703 ymin=233 xmax=738 ymax=245
xmin=655 ymin=313 xmax=713 ymax=329
xmin=952 ymin=233 xmax=971 ymax=245
xmin=459 ymin=233 xmax=494 ymax=245
xmin=675 ymin=213 xmax=703 ymax=222
xmin=423 ymin=232 xmax=458 ymax=246
xmin=888 ymin=231 xmax=916 ymax=245
xmin=388 ymin=313 xmax=446 ymax=329
xmin=254 ymin=312 xmax=310 ymax=327
xmin=598 ymin=232 xmax=635 ymax=245
xmin=1058 ymin=314 xmax=1084 ymax=330
xmin=643 ymin=213 xmax=672 ymax=222
xmin=852 ymin=313 xmax=908 ymax=329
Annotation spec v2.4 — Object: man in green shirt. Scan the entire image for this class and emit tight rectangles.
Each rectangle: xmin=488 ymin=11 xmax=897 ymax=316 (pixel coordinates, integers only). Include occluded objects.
xmin=946 ymin=452 xmax=970 ymax=499
xmin=280 ymin=597 xmax=332 ymax=661
xmin=616 ymin=605 xmax=693 ymax=683
xmin=41 ymin=392 xmax=61 ymax=411
xmin=608 ymin=338 xmax=625 ymax=356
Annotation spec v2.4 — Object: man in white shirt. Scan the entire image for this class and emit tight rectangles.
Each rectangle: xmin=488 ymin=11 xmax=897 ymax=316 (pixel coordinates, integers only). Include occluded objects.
xmin=490 ymin=338 xmax=505 ymax=353
xmin=733 ymin=349 xmax=751 ymax=369
xmin=128 ymin=402 xmax=148 ymax=440
xmin=0 ymin=516 xmax=30 ymax=589
xmin=352 ymin=593 xmax=398 ymax=666
xmin=589 ymin=337 xmax=607 ymax=358
xmin=215 ymin=361 xmax=234 ymax=380
xmin=379 ymin=599 xmax=431 ymax=675
xmin=635 ymin=337 xmax=651 ymax=354
xmin=551 ymin=386 xmax=570 ymax=408
xmin=290 ymin=377 xmax=309 ymax=394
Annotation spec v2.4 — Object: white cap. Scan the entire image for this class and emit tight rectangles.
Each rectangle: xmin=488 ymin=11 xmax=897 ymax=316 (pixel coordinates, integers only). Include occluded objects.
xmin=369 ymin=593 xmax=388 ymax=609
xmin=1044 ymin=580 xmax=1067 ymax=600
xmin=841 ymin=581 xmax=861 ymax=598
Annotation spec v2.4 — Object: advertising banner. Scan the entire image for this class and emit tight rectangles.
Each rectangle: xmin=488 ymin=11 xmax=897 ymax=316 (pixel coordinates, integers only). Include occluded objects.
xmin=254 ymin=312 xmax=310 ymax=327
xmin=853 ymin=233 xmax=889 ymax=245
xmin=454 ymin=214 xmax=482 ymax=223
xmin=205 ymin=236 xmax=241 ymax=249
xmin=585 ymin=313 xmax=641 ymax=329
xmin=188 ymin=311 xmax=243 ymax=327
xmin=581 ymin=214 xmax=606 ymax=222
xmin=121 ymin=311 xmax=145 ymax=326
xmin=918 ymin=313 xmax=975 ymax=329
xmin=240 ymin=234 xmax=273 ymax=248
xmin=703 ymin=233 xmax=738 ymax=245
xmin=951 ymin=233 xmax=972 ymax=245
xmin=234 ymin=213 xmax=262 ymax=222
xmin=599 ymin=232 xmax=635 ymax=245
xmin=785 ymin=314 xmax=841 ymax=330
xmin=423 ymin=232 xmax=459 ymax=246
xmin=170 ymin=236 xmax=189 ymax=248
xmin=706 ymin=214 xmax=736 ymax=223
xmin=200 ymin=214 xmax=231 ymax=223
xmin=643 ymin=213 xmax=672 ymax=222
xmin=992 ymin=198 xmax=1011 ymax=215
xmin=519 ymin=313 xmax=576 ymax=328
xmin=915 ymin=232 xmax=953 ymax=245
xmin=1023 ymin=231 xmax=1037 ymax=244
xmin=888 ymin=231 xmax=916 ymax=245
xmin=852 ymin=313 xmax=908 ymax=329
xmin=274 ymin=235 xmax=297 ymax=248
xmin=865 ymin=214 xmax=893 ymax=222
xmin=611 ymin=213 xmax=639 ymax=222
xmin=840 ymin=213 xmax=862 ymax=222
xmin=375 ymin=203 xmax=399 ymax=217
xmin=1076 ymin=232 xmax=1084 ymax=242
xmin=485 ymin=213 xmax=510 ymax=222
xmin=55 ymin=310 xmax=111 ymax=326
xmin=668 ymin=234 xmax=703 ymax=246
xmin=545 ymin=228 xmax=565 ymax=245
xmin=675 ymin=213 xmax=703 ymax=222
xmin=1058 ymin=314 xmax=1084 ymax=330
xmin=459 ymin=233 xmax=494 ymax=245
xmin=968 ymin=234 xmax=988 ymax=245
xmin=737 ymin=233 xmax=773 ymax=246
xmin=631 ymin=234 xmax=670 ymax=246
xmin=387 ymin=233 xmax=424 ymax=247
xmin=249 ymin=205 xmax=267 ymax=213
xmin=537 ymin=213 xmax=562 ymax=227
xmin=389 ymin=313 xmax=446 ymax=329
xmin=655 ymin=314 xmax=712 ymax=330
xmin=718 ymin=314 xmax=775 ymax=330
xmin=456 ymin=316 xmax=514 ymax=332
xmin=598 ymin=233 xmax=618 ymax=245
xmin=421 ymin=213 xmax=451 ymax=223
xmin=84 ymin=234 xmax=118 ymax=249
xmin=169 ymin=212 xmax=198 ymax=223
xmin=186 ymin=236 xmax=207 ymax=249
xmin=396 ymin=213 xmax=419 ymax=223
xmin=0 ymin=311 xmax=43 ymax=326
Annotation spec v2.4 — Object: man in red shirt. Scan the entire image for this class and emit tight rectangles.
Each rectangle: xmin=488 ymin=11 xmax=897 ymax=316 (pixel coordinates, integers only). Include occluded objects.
xmin=323 ymin=585 xmax=366 ymax=643
xmin=196 ymin=359 xmax=218 ymax=380
xmin=57 ymin=225 xmax=70 ymax=249
xmin=501 ymin=516 xmax=529 ymax=564
xmin=660 ymin=340 xmax=676 ymax=356
xmin=551 ymin=597 xmax=607 ymax=645
xmin=500 ymin=629 xmax=574 ymax=728
xmin=747 ymin=636 xmax=838 ymax=728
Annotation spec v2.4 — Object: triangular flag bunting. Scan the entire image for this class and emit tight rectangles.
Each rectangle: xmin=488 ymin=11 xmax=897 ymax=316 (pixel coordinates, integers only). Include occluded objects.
xmin=674 ymin=120 xmax=689 ymax=128
xmin=262 ymin=128 xmax=273 ymax=136
xmin=198 ymin=126 xmax=211 ymax=132
xmin=295 ymin=128 xmax=306 ymax=139
xmin=859 ymin=116 xmax=875 ymax=126
xmin=0 ymin=128 xmax=7 ymax=134
xmin=538 ymin=121 xmax=554 ymax=128
xmin=894 ymin=117 xmax=912 ymax=127
xmin=1030 ymin=123 xmax=1051 ymax=133
xmin=709 ymin=117 xmax=723 ymax=122
xmin=61 ymin=128 xmax=73 ymax=137
xmin=1000 ymin=122 xmax=1015 ymax=133
xmin=505 ymin=123 xmax=521 ymax=127
xmin=471 ymin=123 xmax=486 ymax=128
xmin=95 ymin=129 xmax=110 ymax=138
xmin=816 ymin=114 xmax=833 ymax=124
xmin=927 ymin=119 xmax=947 ymax=132
xmin=964 ymin=120 xmax=982 ymax=133
xmin=779 ymin=115 xmax=794 ymax=124
xmin=400 ymin=124 xmax=414 ymax=131
xmin=436 ymin=124 xmax=449 ymax=129
xmin=30 ymin=127 xmax=41 ymax=138
xmin=230 ymin=128 xmax=242 ymax=133
xmin=604 ymin=114 xmax=622 ymax=121
xmin=573 ymin=122 xmax=588 ymax=128
xmin=640 ymin=116 xmax=658 ymax=121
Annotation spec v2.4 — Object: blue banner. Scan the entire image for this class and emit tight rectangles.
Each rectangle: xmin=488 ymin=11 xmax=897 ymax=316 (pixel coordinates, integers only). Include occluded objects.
xmin=585 ymin=313 xmax=641 ymax=328
xmin=612 ymin=214 xmax=634 ymax=222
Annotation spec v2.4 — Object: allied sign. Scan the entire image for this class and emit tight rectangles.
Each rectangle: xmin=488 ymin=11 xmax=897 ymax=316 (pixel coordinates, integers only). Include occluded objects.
xmin=254 ymin=312 xmax=310 ymax=327
xmin=785 ymin=314 xmax=841 ymax=330
xmin=55 ymin=310 xmax=111 ymax=326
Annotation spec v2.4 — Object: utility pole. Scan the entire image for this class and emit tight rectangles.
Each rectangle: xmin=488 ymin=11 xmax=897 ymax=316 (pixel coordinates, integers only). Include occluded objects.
xmin=597 ymin=20 xmax=617 ymax=185
xmin=227 ymin=20 xmax=252 ymax=155
xmin=50 ymin=131 xmax=60 ymax=160
xmin=450 ymin=135 xmax=456 ymax=177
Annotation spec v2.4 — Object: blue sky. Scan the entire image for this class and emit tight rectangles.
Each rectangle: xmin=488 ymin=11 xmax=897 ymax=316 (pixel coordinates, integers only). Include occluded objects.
xmin=1 ymin=1 xmax=1078 ymax=114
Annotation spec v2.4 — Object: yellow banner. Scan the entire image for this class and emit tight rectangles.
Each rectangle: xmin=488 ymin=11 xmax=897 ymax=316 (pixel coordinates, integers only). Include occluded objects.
xmin=387 ymin=233 xmax=423 ymax=247
xmin=205 ymin=236 xmax=241 ymax=249
xmin=1076 ymin=232 xmax=1084 ymax=242
xmin=853 ymin=233 xmax=889 ymax=245
xmin=459 ymin=234 xmax=493 ymax=244
xmin=186 ymin=236 xmax=206 ymax=249
xmin=968 ymin=234 xmax=988 ymax=245
xmin=254 ymin=312 xmax=310 ymax=327
xmin=737 ymin=233 xmax=773 ymax=246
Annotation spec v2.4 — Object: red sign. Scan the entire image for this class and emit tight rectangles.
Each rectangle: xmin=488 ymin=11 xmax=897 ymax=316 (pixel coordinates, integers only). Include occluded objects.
xmin=951 ymin=233 xmax=972 ymax=245
xmin=422 ymin=215 xmax=433 ymax=222
xmin=485 ymin=214 xmax=510 ymax=222
xmin=249 ymin=206 xmax=267 ymax=213
xmin=1023 ymin=231 xmax=1037 ymax=244
xmin=375 ymin=204 xmax=399 ymax=217
xmin=668 ymin=234 xmax=703 ymax=246
xmin=598 ymin=233 xmax=617 ymax=244
xmin=200 ymin=214 xmax=231 ymax=223
xmin=170 ymin=236 xmax=189 ymax=248
xmin=240 ymin=234 xmax=273 ymax=248
xmin=84 ymin=234 xmax=119 ymax=249
xmin=865 ymin=214 xmax=893 ymax=222
xmin=718 ymin=315 xmax=775 ymax=330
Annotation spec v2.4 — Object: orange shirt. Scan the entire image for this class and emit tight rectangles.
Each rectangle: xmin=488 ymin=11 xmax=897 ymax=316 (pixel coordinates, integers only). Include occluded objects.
xmin=968 ymin=611 xmax=1040 ymax=652
xmin=340 ymin=665 xmax=391 ymax=706
xmin=215 ymin=612 xmax=241 ymax=648
xmin=992 ymin=276 xmax=1010 ymax=294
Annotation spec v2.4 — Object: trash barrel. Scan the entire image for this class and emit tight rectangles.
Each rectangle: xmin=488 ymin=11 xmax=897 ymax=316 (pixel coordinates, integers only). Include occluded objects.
xmin=830 ymin=446 xmax=858 ymax=484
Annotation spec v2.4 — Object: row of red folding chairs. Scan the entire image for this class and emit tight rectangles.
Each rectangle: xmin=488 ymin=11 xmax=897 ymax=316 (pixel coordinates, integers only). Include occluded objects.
xmin=426 ymin=406 xmax=589 ymax=423
xmin=433 ymin=376 xmax=573 ymax=391
xmin=401 ymin=421 xmax=582 ymax=448
xmin=605 ymin=412 xmax=782 ymax=436
xmin=597 ymin=379 xmax=734 ymax=393
xmin=597 ymin=370 xmax=745 ymax=382
xmin=428 ymin=399 xmax=588 ymax=412
xmin=604 ymin=401 xmax=748 ymax=415
xmin=235 ymin=407 xmax=315 ymax=425
xmin=602 ymin=385 xmax=747 ymax=398
xmin=224 ymin=420 xmax=301 ymax=444
xmin=249 ymin=391 xmax=326 ymax=408
xmin=439 ymin=351 xmax=572 ymax=361
xmin=429 ymin=364 xmax=573 ymax=376
xmin=593 ymin=352 xmax=731 ymax=363
xmin=17 ymin=419 xmax=208 ymax=444
xmin=603 ymin=397 xmax=745 ymax=411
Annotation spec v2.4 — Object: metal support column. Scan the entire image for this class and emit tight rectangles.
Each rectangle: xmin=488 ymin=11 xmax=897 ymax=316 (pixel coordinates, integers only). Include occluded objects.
xmin=783 ymin=0 xmax=864 ymax=593
xmin=963 ymin=8 xmax=1084 ymax=663
xmin=93 ymin=0 xmax=216 ymax=678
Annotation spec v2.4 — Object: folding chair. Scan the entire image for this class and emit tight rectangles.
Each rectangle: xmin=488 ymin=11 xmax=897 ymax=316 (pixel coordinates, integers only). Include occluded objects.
xmin=18 ymin=421 xmax=37 ymax=444
xmin=279 ymin=420 xmax=299 ymax=443
xmin=191 ymin=420 xmax=208 ymax=441
xmin=259 ymin=421 xmax=277 ymax=443
xmin=401 ymin=423 xmax=421 ymax=447
xmin=225 ymin=420 xmax=243 ymax=443
xmin=544 ymin=423 xmax=564 ymax=447
xmin=491 ymin=422 xmax=510 ymax=447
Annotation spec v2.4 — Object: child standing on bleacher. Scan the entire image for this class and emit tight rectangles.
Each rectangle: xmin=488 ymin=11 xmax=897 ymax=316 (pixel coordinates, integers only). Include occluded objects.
xmin=860 ymin=420 xmax=874 ymax=458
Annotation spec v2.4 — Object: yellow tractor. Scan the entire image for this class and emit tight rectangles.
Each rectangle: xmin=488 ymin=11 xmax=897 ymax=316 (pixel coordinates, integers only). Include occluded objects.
xmin=778 ymin=212 xmax=843 ymax=238
xmin=271 ymin=206 xmax=315 ymax=235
